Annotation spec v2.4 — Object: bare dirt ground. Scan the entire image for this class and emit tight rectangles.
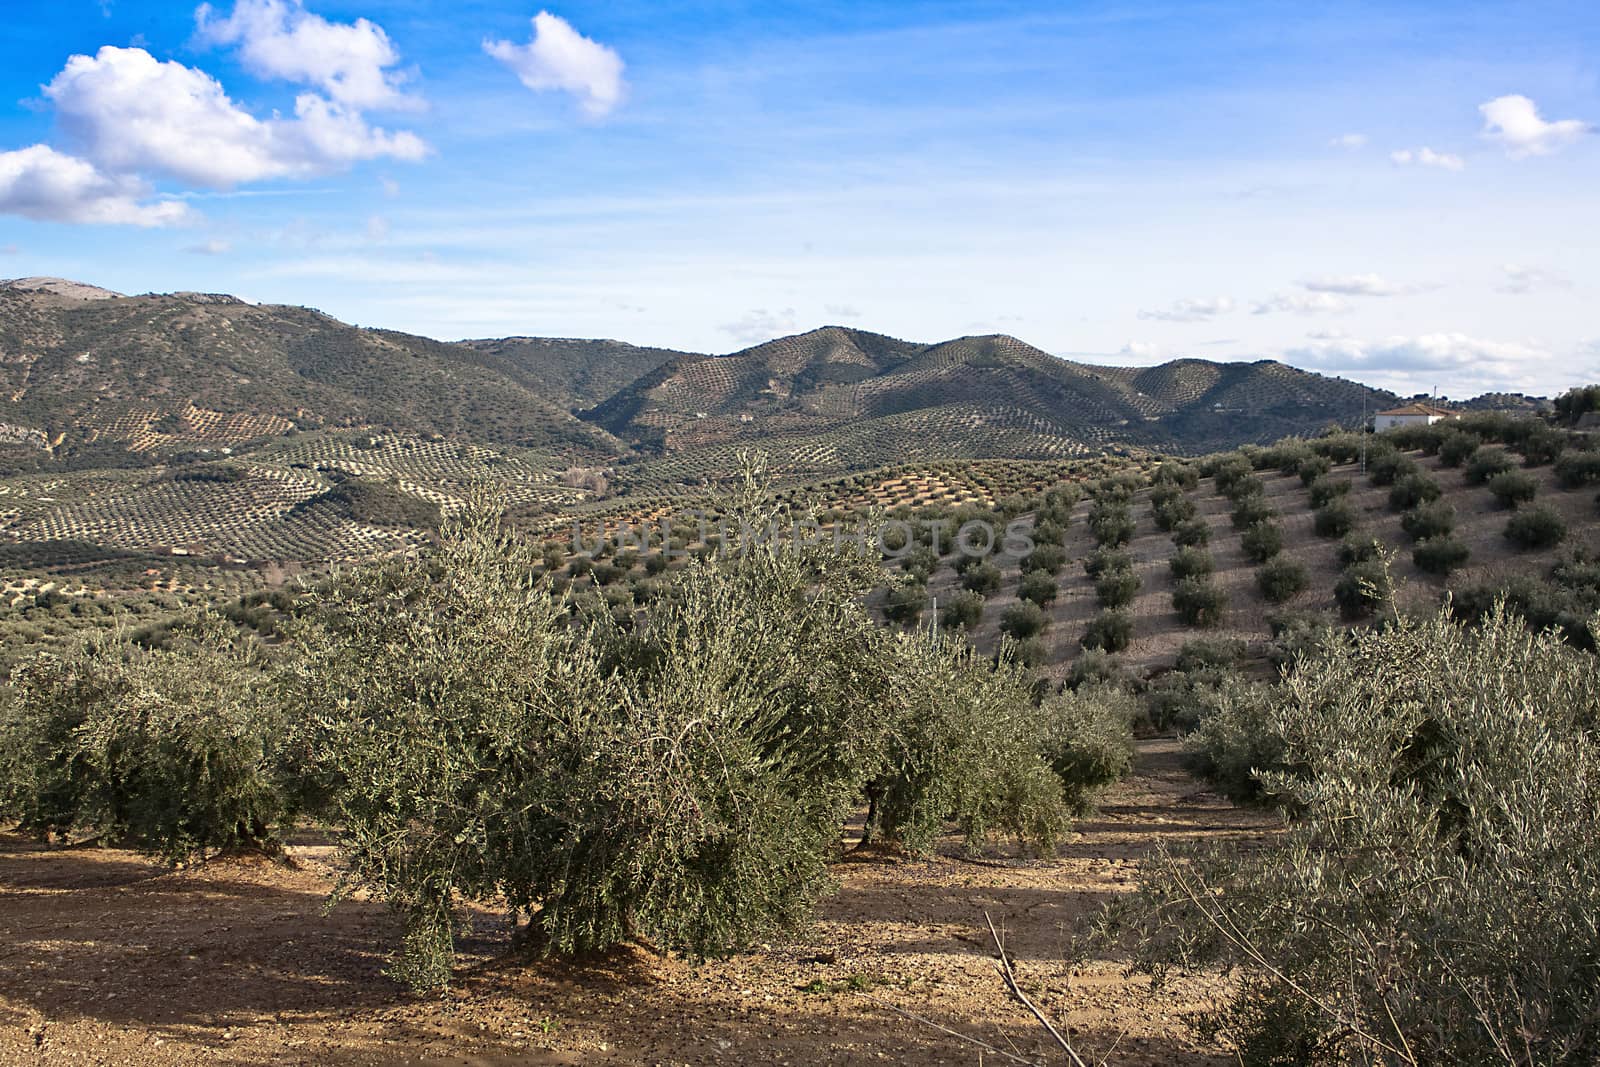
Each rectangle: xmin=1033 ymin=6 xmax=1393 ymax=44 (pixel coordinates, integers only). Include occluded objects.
xmin=0 ymin=740 xmax=1274 ymax=1067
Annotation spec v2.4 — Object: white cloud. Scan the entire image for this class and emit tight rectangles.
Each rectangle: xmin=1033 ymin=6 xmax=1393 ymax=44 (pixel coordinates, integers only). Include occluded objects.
xmin=1390 ymin=147 xmax=1465 ymax=171
xmin=184 ymin=237 xmax=231 ymax=254
xmin=1252 ymin=291 xmax=1351 ymax=316
xmin=44 ymin=46 xmax=427 ymax=189
xmin=1136 ymin=296 xmax=1234 ymax=323
xmin=1479 ymin=95 xmax=1590 ymax=158
xmin=1286 ymin=332 xmax=1552 ymax=391
xmin=1498 ymin=263 xmax=1572 ymax=295
xmin=1329 ymin=133 xmax=1367 ymax=150
xmin=1116 ymin=341 xmax=1166 ymax=361
xmin=1300 ymin=273 xmax=1400 ymax=297
xmin=720 ymin=307 xmax=796 ymax=346
xmin=195 ymin=0 xmax=417 ymax=111
xmin=365 ymin=214 xmax=390 ymax=242
xmin=0 ymin=144 xmax=190 ymax=226
xmin=485 ymin=12 xmax=627 ymax=119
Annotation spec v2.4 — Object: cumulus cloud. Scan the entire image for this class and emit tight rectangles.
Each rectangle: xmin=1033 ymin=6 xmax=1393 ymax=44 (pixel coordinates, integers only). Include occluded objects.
xmin=1479 ymin=95 xmax=1590 ymax=158
xmin=1137 ymin=296 xmax=1234 ymax=323
xmin=1390 ymin=147 xmax=1465 ymax=171
xmin=43 ymin=46 xmax=427 ymax=190
xmin=1286 ymin=332 xmax=1552 ymax=390
xmin=1329 ymin=133 xmax=1367 ymax=150
xmin=184 ymin=237 xmax=231 ymax=254
xmin=1252 ymin=291 xmax=1351 ymax=316
xmin=0 ymin=144 xmax=190 ymax=226
xmin=1300 ymin=273 xmax=1401 ymax=297
xmin=485 ymin=12 xmax=626 ymax=119
xmin=1498 ymin=263 xmax=1572 ymax=295
xmin=721 ymin=307 xmax=796 ymax=346
xmin=196 ymin=0 xmax=416 ymax=110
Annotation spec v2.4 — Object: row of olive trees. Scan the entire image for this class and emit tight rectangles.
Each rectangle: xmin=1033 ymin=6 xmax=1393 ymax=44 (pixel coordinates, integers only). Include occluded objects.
xmin=0 ymin=480 xmax=1135 ymax=991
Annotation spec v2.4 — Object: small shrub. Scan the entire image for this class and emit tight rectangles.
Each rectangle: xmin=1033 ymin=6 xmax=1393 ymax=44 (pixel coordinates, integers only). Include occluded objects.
xmin=1505 ymin=506 xmax=1567 ymax=550
xmin=1519 ymin=426 xmax=1566 ymax=466
xmin=1334 ymin=559 xmax=1391 ymax=619
xmin=1296 ymin=455 xmax=1331 ymax=486
xmin=1013 ymin=637 xmax=1047 ymax=669
xmin=1387 ymin=471 xmax=1441 ymax=511
xmin=1080 ymin=609 xmax=1133 ymax=652
xmin=1041 ymin=686 xmax=1137 ymax=813
xmin=881 ymin=583 xmax=927 ymax=626
xmin=1256 ymin=556 xmax=1309 ymax=603
xmin=1312 ymin=498 xmax=1358 ymax=539
xmin=1208 ymin=455 xmax=1254 ymax=493
xmin=1000 ymin=601 xmax=1049 ymax=640
xmin=1175 ymin=637 xmax=1245 ymax=672
xmin=1021 ymin=543 xmax=1066 ymax=575
xmin=1084 ymin=547 xmax=1132 ymax=578
xmin=1171 ymin=517 xmax=1211 ymax=547
xmin=1413 ymin=536 xmax=1470 ymax=575
xmin=1152 ymin=493 xmax=1197 ymax=532
xmin=1169 ymin=546 xmax=1215 ymax=580
xmin=1173 ymin=576 xmax=1227 ymax=627
xmin=1239 ymin=521 xmax=1282 ymax=563
xmin=1337 ymin=533 xmax=1385 ymax=566
xmin=1230 ymin=493 xmax=1276 ymax=530
xmin=1064 ymin=649 xmax=1130 ymax=691
xmin=1465 ymin=447 xmax=1516 ymax=485
xmin=1088 ymin=503 xmax=1136 ymax=547
xmin=961 ymin=562 xmax=1003 ymax=594
xmin=1488 ymin=469 xmax=1538 ymax=509
xmin=1095 ymin=568 xmax=1141 ymax=608
xmin=1307 ymin=476 xmax=1350 ymax=509
xmin=1017 ymin=569 xmax=1059 ymax=606
xmin=1438 ymin=431 xmax=1479 ymax=468
xmin=1153 ymin=462 xmax=1200 ymax=490
xmin=1399 ymin=500 xmax=1455 ymax=541
xmin=941 ymin=590 xmax=985 ymax=630
xmin=1223 ymin=474 xmax=1266 ymax=505
xmin=1367 ymin=451 xmax=1416 ymax=486
xmin=1554 ymin=451 xmax=1600 ymax=490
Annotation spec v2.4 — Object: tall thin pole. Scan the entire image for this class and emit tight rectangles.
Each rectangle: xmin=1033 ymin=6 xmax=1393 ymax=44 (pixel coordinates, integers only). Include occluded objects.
xmin=1361 ymin=391 xmax=1368 ymax=474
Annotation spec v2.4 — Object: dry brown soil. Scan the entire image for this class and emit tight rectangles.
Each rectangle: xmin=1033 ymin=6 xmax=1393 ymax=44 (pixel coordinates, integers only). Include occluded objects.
xmin=0 ymin=740 xmax=1274 ymax=1067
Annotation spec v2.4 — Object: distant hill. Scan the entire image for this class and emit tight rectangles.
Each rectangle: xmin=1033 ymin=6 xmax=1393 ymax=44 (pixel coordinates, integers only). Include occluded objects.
xmin=588 ymin=326 xmax=1399 ymax=461
xmin=0 ymin=280 xmax=1578 ymax=581
xmin=458 ymin=336 xmax=701 ymax=410
xmin=0 ymin=285 xmax=624 ymax=461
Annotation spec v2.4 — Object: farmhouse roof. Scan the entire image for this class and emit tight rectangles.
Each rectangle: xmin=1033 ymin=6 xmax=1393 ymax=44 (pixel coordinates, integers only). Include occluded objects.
xmin=1376 ymin=402 xmax=1456 ymax=417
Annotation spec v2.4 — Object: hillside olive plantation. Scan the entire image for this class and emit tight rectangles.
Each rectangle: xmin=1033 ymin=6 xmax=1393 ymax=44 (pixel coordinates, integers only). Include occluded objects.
xmin=2 ymin=279 xmax=1599 ymax=1066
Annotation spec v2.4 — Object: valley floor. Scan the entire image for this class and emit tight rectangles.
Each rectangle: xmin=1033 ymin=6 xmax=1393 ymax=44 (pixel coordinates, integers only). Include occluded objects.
xmin=0 ymin=741 xmax=1275 ymax=1066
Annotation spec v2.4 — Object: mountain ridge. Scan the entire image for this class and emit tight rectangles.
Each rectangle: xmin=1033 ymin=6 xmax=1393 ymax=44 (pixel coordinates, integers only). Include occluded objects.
xmin=0 ymin=279 xmax=1475 ymax=474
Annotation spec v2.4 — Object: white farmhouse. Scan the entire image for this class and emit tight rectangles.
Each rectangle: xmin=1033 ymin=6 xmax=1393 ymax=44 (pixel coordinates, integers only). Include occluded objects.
xmin=1374 ymin=402 xmax=1457 ymax=432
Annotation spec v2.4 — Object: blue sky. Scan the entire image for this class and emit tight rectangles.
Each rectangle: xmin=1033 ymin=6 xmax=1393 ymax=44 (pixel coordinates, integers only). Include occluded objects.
xmin=2 ymin=1 xmax=1598 ymax=395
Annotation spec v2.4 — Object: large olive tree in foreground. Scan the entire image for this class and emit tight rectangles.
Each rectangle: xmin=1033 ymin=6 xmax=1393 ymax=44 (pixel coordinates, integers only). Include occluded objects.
xmin=292 ymin=480 xmax=1118 ymax=988
xmin=1119 ymin=607 xmax=1600 ymax=1065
